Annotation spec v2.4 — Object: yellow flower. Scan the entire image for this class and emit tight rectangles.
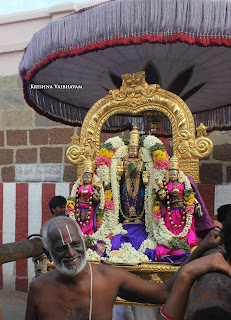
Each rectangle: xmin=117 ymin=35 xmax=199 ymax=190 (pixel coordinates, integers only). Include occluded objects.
xmin=153 ymin=150 xmax=167 ymax=161
xmin=66 ymin=201 xmax=75 ymax=209
xmin=184 ymin=194 xmax=195 ymax=205
xmin=99 ymin=148 xmax=113 ymax=158
xmin=105 ymin=189 xmax=112 ymax=201
xmin=113 ymin=250 xmax=119 ymax=255
xmin=154 ymin=201 xmax=160 ymax=211
xmin=96 ymin=215 xmax=104 ymax=222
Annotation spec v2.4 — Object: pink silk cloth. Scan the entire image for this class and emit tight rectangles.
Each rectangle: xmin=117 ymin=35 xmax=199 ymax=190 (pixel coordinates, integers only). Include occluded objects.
xmin=77 ymin=185 xmax=95 ymax=235
xmin=155 ymin=182 xmax=197 ymax=258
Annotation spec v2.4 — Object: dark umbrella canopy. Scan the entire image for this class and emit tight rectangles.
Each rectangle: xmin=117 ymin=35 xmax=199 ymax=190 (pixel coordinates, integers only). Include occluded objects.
xmin=19 ymin=0 xmax=231 ymax=134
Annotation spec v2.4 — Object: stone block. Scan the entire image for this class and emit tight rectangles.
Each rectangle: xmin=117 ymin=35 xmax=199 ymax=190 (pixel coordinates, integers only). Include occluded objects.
xmin=29 ymin=129 xmax=49 ymax=145
xmin=1 ymin=166 xmax=15 ymax=182
xmin=213 ymin=144 xmax=231 ymax=161
xmin=35 ymin=113 xmax=62 ymax=127
xmin=0 ymin=131 xmax=4 ymax=147
xmin=0 ymin=149 xmax=13 ymax=165
xmin=40 ymin=147 xmax=63 ymax=163
xmin=227 ymin=166 xmax=231 ymax=183
xmin=49 ymin=128 xmax=74 ymax=145
xmin=199 ymin=163 xmax=223 ymax=184
xmin=0 ymin=75 xmax=18 ymax=90
xmin=1 ymin=110 xmax=33 ymax=129
xmin=63 ymin=165 xmax=77 ymax=182
xmin=7 ymin=130 xmax=27 ymax=146
xmin=16 ymin=148 xmax=37 ymax=164
xmin=0 ymin=90 xmax=26 ymax=110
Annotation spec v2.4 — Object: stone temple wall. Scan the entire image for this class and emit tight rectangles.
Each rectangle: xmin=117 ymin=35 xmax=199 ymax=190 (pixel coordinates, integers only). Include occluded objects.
xmin=0 ymin=75 xmax=128 ymax=183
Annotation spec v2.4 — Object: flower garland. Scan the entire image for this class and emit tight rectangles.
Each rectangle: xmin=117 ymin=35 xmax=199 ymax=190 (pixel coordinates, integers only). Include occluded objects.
xmin=103 ymin=243 xmax=150 ymax=263
xmin=86 ymin=248 xmax=101 ymax=261
xmin=153 ymin=173 xmax=194 ymax=249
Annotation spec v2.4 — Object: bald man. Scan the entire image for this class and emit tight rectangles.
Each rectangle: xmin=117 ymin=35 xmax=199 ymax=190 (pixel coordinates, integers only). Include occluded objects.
xmin=25 ymin=217 xmax=231 ymax=320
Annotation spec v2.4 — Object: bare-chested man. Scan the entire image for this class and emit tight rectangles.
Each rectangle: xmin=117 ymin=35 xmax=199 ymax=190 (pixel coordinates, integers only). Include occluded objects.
xmin=25 ymin=216 xmax=231 ymax=320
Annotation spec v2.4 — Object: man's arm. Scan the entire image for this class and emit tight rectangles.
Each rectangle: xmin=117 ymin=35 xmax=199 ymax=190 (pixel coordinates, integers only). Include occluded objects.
xmin=158 ymin=252 xmax=231 ymax=320
xmin=164 ymin=228 xmax=222 ymax=292
xmin=114 ymin=267 xmax=169 ymax=305
xmin=110 ymin=229 xmax=222 ymax=306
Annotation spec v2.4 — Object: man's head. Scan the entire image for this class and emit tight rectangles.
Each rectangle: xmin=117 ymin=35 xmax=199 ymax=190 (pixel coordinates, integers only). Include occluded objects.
xmin=222 ymin=216 xmax=231 ymax=262
xmin=217 ymin=204 xmax=231 ymax=223
xmin=49 ymin=196 xmax=67 ymax=217
xmin=42 ymin=216 xmax=87 ymax=277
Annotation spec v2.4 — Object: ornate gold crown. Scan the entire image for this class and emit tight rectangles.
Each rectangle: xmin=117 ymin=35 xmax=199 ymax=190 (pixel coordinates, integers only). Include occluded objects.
xmin=129 ymin=125 xmax=140 ymax=147
xmin=83 ymin=158 xmax=94 ymax=174
xmin=169 ymin=155 xmax=179 ymax=170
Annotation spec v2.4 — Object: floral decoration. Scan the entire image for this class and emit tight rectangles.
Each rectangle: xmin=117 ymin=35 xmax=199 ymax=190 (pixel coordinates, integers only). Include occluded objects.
xmin=154 ymin=210 xmax=161 ymax=222
xmin=103 ymin=243 xmax=150 ymax=263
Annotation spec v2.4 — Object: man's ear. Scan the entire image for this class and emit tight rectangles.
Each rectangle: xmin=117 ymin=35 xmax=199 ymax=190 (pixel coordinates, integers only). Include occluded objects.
xmin=43 ymin=248 xmax=52 ymax=262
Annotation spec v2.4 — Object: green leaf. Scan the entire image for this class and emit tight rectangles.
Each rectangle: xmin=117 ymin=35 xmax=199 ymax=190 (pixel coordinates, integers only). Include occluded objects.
xmin=168 ymin=238 xmax=191 ymax=254
xmin=101 ymin=142 xmax=115 ymax=151
xmin=119 ymin=136 xmax=129 ymax=145
xmin=84 ymin=235 xmax=95 ymax=248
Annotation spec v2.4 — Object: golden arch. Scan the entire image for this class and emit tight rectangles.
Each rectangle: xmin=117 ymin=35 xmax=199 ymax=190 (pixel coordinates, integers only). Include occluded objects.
xmin=66 ymin=71 xmax=213 ymax=183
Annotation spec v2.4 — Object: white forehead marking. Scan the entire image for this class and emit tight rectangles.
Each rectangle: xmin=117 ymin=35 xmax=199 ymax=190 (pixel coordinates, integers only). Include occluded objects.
xmin=57 ymin=224 xmax=73 ymax=245
xmin=66 ymin=225 xmax=72 ymax=243
xmin=58 ymin=228 xmax=65 ymax=245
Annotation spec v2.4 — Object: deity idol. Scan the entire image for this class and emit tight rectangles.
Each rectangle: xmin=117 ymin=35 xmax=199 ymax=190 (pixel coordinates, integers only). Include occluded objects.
xmin=66 ymin=159 xmax=103 ymax=235
xmin=153 ymin=156 xmax=198 ymax=258
xmin=117 ymin=126 xmax=149 ymax=224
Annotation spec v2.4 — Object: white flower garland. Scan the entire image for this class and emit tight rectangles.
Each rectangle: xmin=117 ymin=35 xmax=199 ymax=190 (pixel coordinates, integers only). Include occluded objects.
xmin=110 ymin=145 xmax=127 ymax=231
xmin=138 ymin=236 xmax=157 ymax=253
xmin=86 ymin=248 xmax=101 ymax=261
xmin=103 ymin=243 xmax=150 ymax=263
xmin=143 ymin=135 xmax=164 ymax=149
xmin=141 ymin=146 xmax=167 ymax=237
xmin=106 ymin=136 xmax=125 ymax=149
xmin=96 ymin=165 xmax=110 ymax=186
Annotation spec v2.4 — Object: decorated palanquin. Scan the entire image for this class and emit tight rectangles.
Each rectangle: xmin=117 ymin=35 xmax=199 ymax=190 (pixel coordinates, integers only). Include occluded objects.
xmin=66 ymin=71 xmax=215 ymax=299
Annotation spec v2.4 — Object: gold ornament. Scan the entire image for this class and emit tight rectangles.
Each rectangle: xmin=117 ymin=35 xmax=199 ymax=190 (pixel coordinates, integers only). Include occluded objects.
xmin=169 ymin=156 xmax=179 ymax=171
xmin=83 ymin=158 xmax=94 ymax=174
xmin=129 ymin=125 xmax=140 ymax=147
xmin=142 ymin=170 xmax=150 ymax=185
xmin=158 ymin=189 xmax=167 ymax=200
xmin=117 ymin=160 xmax=124 ymax=180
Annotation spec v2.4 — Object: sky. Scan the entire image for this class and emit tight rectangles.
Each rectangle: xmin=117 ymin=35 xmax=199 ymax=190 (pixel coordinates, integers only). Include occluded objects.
xmin=0 ymin=0 xmax=86 ymax=15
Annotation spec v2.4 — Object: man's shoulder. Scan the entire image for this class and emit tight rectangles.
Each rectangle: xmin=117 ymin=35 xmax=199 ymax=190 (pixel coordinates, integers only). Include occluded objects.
xmin=92 ymin=262 xmax=130 ymax=280
xmin=30 ymin=269 xmax=58 ymax=290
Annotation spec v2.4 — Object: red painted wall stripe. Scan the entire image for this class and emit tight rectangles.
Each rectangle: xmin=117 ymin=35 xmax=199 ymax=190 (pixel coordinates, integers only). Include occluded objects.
xmin=0 ymin=183 xmax=3 ymax=289
xmin=197 ymin=184 xmax=215 ymax=217
xmin=15 ymin=183 xmax=29 ymax=291
xmin=42 ymin=184 xmax=56 ymax=225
